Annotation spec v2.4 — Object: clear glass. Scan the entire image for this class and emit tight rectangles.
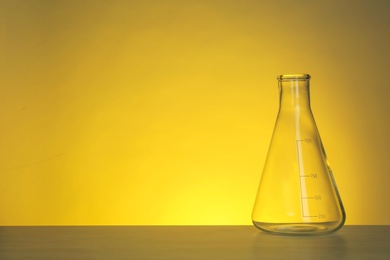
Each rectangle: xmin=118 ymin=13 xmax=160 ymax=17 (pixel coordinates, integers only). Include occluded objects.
xmin=252 ymin=74 xmax=346 ymax=236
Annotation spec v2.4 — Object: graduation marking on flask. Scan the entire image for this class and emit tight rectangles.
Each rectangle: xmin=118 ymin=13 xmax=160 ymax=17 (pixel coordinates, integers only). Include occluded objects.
xmin=296 ymin=138 xmax=321 ymax=219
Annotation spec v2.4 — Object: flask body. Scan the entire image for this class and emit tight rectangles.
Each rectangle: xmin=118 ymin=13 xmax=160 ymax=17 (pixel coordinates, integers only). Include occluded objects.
xmin=252 ymin=74 xmax=345 ymax=235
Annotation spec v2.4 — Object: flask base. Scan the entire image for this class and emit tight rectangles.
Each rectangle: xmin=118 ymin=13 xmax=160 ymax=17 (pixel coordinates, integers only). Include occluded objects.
xmin=253 ymin=221 xmax=343 ymax=236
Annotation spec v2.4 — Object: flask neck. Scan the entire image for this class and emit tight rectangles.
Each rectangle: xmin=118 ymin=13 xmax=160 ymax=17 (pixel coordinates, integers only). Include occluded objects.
xmin=278 ymin=77 xmax=311 ymax=111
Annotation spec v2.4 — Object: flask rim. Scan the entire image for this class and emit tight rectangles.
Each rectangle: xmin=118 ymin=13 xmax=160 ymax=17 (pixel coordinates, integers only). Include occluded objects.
xmin=277 ymin=74 xmax=311 ymax=81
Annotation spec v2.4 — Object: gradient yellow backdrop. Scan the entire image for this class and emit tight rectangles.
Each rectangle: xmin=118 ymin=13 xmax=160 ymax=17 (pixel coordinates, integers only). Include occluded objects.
xmin=1 ymin=0 xmax=389 ymax=225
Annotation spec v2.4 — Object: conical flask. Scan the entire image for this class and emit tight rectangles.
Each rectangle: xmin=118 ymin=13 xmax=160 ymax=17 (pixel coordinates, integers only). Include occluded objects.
xmin=252 ymin=74 xmax=346 ymax=235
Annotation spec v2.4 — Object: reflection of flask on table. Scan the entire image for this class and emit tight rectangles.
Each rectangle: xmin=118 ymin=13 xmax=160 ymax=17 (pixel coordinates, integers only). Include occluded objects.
xmin=252 ymin=74 xmax=346 ymax=236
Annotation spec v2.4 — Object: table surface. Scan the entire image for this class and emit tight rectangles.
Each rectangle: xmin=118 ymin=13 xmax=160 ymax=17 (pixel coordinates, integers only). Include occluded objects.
xmin=0 ymin=226 xmax=389 ymax=259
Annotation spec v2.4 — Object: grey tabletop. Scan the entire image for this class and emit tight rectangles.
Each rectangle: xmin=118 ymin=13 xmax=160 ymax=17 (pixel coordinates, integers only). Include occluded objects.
xmin=0 ymin=226 xmax=389 ymax=259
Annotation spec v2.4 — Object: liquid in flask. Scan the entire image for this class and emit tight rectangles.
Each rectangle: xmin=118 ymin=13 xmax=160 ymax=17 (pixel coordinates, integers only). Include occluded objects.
xmin=252 ymin=74 xmax=346 ymax=235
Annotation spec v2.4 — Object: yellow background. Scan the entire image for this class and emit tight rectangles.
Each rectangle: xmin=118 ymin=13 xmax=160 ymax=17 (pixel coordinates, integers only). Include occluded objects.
xmin=1 ymin=0 xmax=389 ymax=225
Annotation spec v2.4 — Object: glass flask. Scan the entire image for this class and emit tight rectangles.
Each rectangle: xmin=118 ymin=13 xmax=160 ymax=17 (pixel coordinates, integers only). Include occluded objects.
xmin=252 ymin=74 xmax=346 ymax=235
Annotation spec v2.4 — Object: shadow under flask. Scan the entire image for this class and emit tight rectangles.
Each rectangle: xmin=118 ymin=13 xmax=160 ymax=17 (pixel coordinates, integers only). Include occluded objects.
xmin=252 ymin=74 xmax=346 ymax=235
